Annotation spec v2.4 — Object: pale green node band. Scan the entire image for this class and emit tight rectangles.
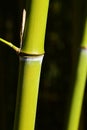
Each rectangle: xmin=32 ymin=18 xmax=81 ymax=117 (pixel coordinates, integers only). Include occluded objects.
xmin=21 ymin=0 xmax=49 ymax=54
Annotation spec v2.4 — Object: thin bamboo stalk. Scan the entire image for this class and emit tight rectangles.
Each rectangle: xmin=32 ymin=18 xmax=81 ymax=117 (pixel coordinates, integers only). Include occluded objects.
xmin=13 ymin=55 xmax=44 ymax=130
xmin=22 ymin=0 xmax=49 ymax=54
xmin=66 ymin=19 xmax=87 ymax=130
xmin=13 ymin=1 xmax=49 ymax=130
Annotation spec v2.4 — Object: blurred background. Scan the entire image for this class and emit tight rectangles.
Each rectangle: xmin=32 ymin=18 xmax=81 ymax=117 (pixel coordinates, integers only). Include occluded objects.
xmin=0 ymin=0 xmax=87 ymax=130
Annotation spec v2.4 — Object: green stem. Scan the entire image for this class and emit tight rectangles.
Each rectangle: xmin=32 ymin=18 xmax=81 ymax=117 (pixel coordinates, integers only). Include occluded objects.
xmin=0 ymin=38 xmax=20 ymax=53
xmin=13 ymin=0 xmax=49 ymax=130
xmin=13 ymin=55 xmax=44 ymax=130
xmin=66 ymin=19 xmax=87 ymax=130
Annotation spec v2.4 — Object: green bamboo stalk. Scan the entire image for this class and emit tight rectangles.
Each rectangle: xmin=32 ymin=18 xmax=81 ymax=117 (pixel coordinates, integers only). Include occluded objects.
xmin=22 ymin=0 xmax=49 ymax=55
xmin=66 ymin=19 xmax=87 ymax=130
xmin=13 ymin=1 xmax=49 ymax=130
xmin=13 ymin=56 xmax=44 ymax=130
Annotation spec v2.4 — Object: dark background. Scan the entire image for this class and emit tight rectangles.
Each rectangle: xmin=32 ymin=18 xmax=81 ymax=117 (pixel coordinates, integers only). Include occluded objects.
xmin=0 ymin=0 xmax=87 ymax=130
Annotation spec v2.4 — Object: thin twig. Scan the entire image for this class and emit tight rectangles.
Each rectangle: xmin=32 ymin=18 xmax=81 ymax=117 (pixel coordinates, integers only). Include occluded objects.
xmin=0 ymin=38 xmax=20 ymax=53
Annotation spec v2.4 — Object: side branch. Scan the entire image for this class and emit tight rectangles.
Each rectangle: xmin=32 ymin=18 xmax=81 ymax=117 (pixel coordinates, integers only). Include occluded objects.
xmin=0 ymin=38 xmax=20 ymax=53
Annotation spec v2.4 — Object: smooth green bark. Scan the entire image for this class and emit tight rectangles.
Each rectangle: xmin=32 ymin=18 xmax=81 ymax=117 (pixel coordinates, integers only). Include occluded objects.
xmin=66 ymin=19 xmax=87 ymax=130
xmin=13 ymin=0 xmax=49 ymax=130
xmin=13 ymin=56 xmax=43 ymax=130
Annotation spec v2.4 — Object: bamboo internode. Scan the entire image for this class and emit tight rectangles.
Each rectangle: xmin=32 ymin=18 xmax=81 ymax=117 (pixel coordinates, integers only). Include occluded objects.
xmin=22 ymin=0 xmax=49 ymax=55
xmin=13 ymin=55 xmax=44 ymax=130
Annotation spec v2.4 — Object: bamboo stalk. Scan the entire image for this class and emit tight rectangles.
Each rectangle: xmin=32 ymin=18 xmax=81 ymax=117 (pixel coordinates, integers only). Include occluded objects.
xmin=66 ymin=19 xmax=87 ymax=130
xmin=13 ymin=55 xmax=44 ymax=130
xmin=22 ymin=0 xmax=49 ymax=54
xmin=13 ymin=1 xmax=49 ymax=130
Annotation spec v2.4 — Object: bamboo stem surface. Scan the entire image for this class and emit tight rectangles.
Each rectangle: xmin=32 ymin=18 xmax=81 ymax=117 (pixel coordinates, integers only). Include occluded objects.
xmin=13 ymin=0 xmax=49 ymax=130
xmin=67 ymin=19 xmax=87 ymax=130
